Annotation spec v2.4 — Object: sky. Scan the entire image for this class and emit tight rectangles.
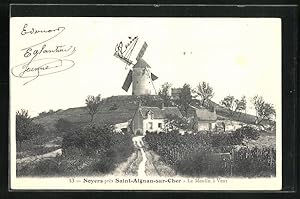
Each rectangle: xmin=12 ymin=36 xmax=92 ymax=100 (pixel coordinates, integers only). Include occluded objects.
xmin=10 ymin=17 xmax=281 ymax=116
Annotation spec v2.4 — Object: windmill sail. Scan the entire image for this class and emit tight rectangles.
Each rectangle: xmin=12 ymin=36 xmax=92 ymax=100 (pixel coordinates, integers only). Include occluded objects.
xmin=122 ymin=69 xmax=133 ymax=92
xmin=114 ymin=52 xmax=133 ymax=65
xmin=151 ymin=73 xmax=158 ymax=81
xmin=136 ymin=42 xmax=148 ymax=61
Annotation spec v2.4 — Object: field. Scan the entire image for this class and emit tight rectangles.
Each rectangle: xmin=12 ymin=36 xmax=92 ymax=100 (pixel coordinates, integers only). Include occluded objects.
xmin=33 ymin=95 xmax=163 ymax=131
xmin=144 ymin=128 xmax=276 ymax=177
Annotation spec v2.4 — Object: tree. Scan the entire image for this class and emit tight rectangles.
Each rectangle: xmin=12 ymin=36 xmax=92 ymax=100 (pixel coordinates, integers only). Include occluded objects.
xmin=251 ymin=95 xmax=276 ymax=125
xmin=233 ymin=96 xmax=247 ymax=118
xmin=164 ymin=114 xmax=190 ymax=132
xmin=220 ymin=95 xmax=247 ymax=118
xmin=85 ymin=94 xmax=102 ymax=122
xmin=158 ymin=82 xmax=172 ymax=107
xmin=220 ymin=95 xmax=235 ymax=116
xmin=16 ymin=109 xmax=44 ymax=149
xmin=194 ymin=81 xmax=214 ymax=107
xmin=175 ymin=84 xmax=193 ymax=117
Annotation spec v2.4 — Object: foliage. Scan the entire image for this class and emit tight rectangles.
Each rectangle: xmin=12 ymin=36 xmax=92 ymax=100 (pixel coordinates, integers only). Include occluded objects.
xmin=158 ymin=82 xmax=173 ymax=107
xmin=144 ymin=127 xmax=273 ymax=177
xmin=17 ymin=158 xmax=61 ymax=177
xmin=234 ymin=96 xmax=247 ymax=113
xmin=138 ymin=95 xmax=163 ymax=107
xmin=109 ymin=103 xmax=119 ymax=111
xmin=61 ymin=124 xmax=134 ymax=174
xmin=164 ymin=114 xmax=190 ymax=131
xmin=232 ymin=147 xmax=276 ymax=177
xmin=85 ymin=94 xmax=102 ymax=122
xmin=194 ymin=81 xmax=214 ymax=107
xmin=211 ymin=126 xmax=259 ymax=147
xmin=31 ymin=159 xmax=61 ymax=176
xmin=236 ymin=126 xmax=260 ymax=140
xmin=62 ymin=124 xmax=114 ymax=154
xmin=175 ymin=83 xmax=193 ymax=117
xmin=220 ymin=95 xmax=247 ymax=118
xmin=220 ymin=95 xmax=235 ymax=112
xmin=55 ymin=118 xmax=73 ymax=134
xmin=251 ymin=95 xmax=276 ymax=125
xmin=16 ymin=109 xmax=45 ymax=145
xmin=38 ymin=109 xmax=61 ymax=117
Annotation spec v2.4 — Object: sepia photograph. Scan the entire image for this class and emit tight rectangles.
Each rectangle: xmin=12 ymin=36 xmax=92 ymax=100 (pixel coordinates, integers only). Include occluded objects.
xmin=10 ymin=17 xmax=281 ymax=190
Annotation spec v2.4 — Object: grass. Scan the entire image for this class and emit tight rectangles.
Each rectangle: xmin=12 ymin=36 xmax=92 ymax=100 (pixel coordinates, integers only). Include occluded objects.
xmin=33 ymin=95 xmax=272 ymax=134
xmin=16 ymin=133 xmax=62 ymax=159
xmin=33 ymin=95 xmax=142 ymax=131
xmin=17 ymin=124 xmax=135 ymax=177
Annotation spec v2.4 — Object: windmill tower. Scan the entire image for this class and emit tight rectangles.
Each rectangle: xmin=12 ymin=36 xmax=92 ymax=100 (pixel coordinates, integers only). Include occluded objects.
xmin=114 ymin=40 xmax=158 ymax=95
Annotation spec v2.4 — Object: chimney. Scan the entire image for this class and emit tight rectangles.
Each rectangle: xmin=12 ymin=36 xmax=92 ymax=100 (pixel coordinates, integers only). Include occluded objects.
xmin=212 ymin=105 xmax=216 ymax=113
xmin=161 ymin=102 xmax=165 ymax=109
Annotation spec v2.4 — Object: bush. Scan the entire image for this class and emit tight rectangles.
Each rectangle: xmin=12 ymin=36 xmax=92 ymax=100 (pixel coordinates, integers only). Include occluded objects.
xmin=92 ymin=156 xmax=115 ymax=173
xmin=175 ymin=151 xmax=212 ymax=176
xmin=17 ymin=158 xmax=61 ymax=177
xmin=16 ymin=109 xmax=45 ymax=149
xmin=62 ymin=124 xmax=114 ymax=154
xmin=61 ymin=124 xmax=134 ymax=174
xmin=144 ymin=130 xmax=274 ymax=177
xmin=237 ymin=126 xmax=260 ymax=140
xmin=210 ymin=126 xmax=259 ymax=147
xmin=55 ymin=118 xmax=72 ymax=131
xmin=211 ymin=132 xmax=243 ymax=147
xmin=31 ymin=159 xmax=61 ymax=176
xmin=232 ymin=147 xmax=276 ymax=177
xmin=109 ymin=103 xmax=119 ymax=111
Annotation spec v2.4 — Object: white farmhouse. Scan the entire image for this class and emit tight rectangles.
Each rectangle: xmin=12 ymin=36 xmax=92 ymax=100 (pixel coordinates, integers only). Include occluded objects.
xmin=187 ymin=105 xmax=218 ymax=131
xmin=131 ymin=103 xmax=182 ymax=135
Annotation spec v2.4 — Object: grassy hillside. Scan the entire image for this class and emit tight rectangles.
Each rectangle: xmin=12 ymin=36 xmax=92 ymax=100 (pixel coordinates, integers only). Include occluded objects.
xmin=33 ymin=94 xmax=267 ymax=132
xmin=33 ymin=95 xmax=162 ymax=131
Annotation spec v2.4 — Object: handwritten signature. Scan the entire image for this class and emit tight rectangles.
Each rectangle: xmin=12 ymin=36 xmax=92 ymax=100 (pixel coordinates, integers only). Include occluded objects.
xmin=11 ymin=24 xmax=76 ymax=85
xmin=114 ymin=36 xmax=138 ymax=65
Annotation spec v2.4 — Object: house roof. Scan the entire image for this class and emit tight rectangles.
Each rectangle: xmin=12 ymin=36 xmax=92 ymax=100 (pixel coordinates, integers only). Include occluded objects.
xmin=171 ymin=88 xmax=182 ymax=95
xmin=139 ymin=106 xmax=182 ymax=119
xmin=189 ymin=105 xmax=217 ymax=121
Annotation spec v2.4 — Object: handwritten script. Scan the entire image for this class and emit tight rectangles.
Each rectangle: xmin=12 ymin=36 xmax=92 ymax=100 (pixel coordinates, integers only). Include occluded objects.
xmin=114 ymin=36 xmax=138 ymax=66
xmin=11 ymin=24 xmax=76 ymax=85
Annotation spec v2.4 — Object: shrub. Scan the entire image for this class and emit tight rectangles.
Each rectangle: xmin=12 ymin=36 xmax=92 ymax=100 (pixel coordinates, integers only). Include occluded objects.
xmin=17 ymin=158 xmax=61 ymax=177
xmin=144 ymin=130 xmax=274 ymax=177
xmin=210 ymin=126 xmax=259 ymax=147
xmin=211 ymin=132 xmax=243 ymax=147
xmin=55 ymin=118 xmax=73 ymax=134
xmin=31 ymin=159 xmax=61 ymax=176
xmin=175 ymin=151 xmax=213 ymax=176
xmin=16 ymin=109 xmax=45 ymax=150
xmin=62 ymin=124 xmax=114 ymax=154
xmin=91 ymin=156 xmax=115 ymax=173
xmin=109 ymin=103 xmax=119 ymax=111
xmin=237 ymin=126 xmax=260 ymax=140
xmin=232 ymin=147 xmax=276 ymax=177
xmin=61 ymin=124 xmax=134 ymax=174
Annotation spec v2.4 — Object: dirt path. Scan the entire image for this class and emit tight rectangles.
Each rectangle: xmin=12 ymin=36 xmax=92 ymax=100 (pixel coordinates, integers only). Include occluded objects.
xmin=16 ymin=149 xmax=62 ymax=164
xmin=112 ymin=135 xmax=175 ymax=177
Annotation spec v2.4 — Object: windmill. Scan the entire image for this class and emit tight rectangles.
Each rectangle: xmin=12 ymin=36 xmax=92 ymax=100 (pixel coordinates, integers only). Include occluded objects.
xmin=114 ymin=40 xmax=158 ymax=95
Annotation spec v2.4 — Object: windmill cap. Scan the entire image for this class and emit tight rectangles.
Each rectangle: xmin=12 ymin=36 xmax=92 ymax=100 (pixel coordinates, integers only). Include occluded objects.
xmin=133 ymin=58 xmax=151 ymax=69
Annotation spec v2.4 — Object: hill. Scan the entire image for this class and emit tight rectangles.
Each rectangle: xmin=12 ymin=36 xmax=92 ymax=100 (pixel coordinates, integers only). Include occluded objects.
xmin=33 ymin=95 xmax=163 ymax=131
xmin=206 ymin=99 xmax=257 ymax=124
xmin=33 ymin=95 xmax=265 ymax=132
